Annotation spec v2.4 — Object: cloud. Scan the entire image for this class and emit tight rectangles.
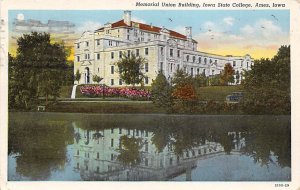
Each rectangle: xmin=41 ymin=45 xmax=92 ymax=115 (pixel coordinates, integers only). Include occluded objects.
xmin=223 ymin=17 xmax=235 ymax=26
xmin=194 ymin=18 xmax=288 ymax=58
xmin=131 ymin=16 xmax=146 ymax=24
xmin=77 ymin=21 xmax=102 ymax=33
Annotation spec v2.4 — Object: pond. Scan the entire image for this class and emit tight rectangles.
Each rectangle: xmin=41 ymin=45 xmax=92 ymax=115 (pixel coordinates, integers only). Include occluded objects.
xmin=8 ymin=112 xmax=291 ymax=181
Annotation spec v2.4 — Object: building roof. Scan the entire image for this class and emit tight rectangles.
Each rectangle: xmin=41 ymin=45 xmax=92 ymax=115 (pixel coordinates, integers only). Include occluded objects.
xmin=102 ymin=19 xmax=187 ymax=40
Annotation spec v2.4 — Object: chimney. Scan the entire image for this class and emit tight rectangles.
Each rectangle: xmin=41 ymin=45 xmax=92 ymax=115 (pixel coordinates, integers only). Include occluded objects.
xmin=123 ymin=10 xmax=131 ymax=26
xmin=185 ymin=26 xmax=192 ymax=39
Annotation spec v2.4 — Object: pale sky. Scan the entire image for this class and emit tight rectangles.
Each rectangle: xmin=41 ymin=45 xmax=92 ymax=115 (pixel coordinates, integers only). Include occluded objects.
xmin=9 ymin=10 xmax=290 ymax=59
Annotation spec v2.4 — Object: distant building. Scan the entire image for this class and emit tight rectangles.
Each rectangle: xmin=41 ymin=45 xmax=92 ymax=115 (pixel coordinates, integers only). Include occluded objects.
xmin=74 ymin=11 xmax=254 ymax=86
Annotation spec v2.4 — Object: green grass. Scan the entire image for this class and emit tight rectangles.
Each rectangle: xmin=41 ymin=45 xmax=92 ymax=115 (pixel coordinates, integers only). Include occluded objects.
xmin=196 ymin=85 xmax=243 ymax=101
xmin=47 ymin=101 xmax=165 ymax=114
xmin=59 ymin=85 xmax=73 ymax=98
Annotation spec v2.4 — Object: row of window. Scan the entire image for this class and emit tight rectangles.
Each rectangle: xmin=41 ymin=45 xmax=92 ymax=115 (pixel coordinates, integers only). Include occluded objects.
xmin=109 ymin=77 xmax=149 ymax=86
xmin=111 ymin=48 xmax=149 ymax=59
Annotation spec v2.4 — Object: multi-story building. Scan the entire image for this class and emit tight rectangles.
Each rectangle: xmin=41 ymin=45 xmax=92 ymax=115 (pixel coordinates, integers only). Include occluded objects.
xmin=72 ymin=122 xmax=245 ymax=181
xmin=74 ymin=11 xmax=254 ymax=86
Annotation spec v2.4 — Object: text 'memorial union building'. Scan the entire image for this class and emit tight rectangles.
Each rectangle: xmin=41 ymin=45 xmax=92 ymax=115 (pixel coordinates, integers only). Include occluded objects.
xmin=74 ymin=11 xmax=253 ymax=86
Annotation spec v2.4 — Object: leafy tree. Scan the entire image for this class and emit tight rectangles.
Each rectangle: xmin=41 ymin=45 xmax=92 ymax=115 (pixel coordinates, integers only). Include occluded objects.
xmin=209 ymin=74 xmax=221 ymax=86
xmin=9 ymin=32 xmax=68 ymax=109
xmin=151 ymin=72 xmax=173 ymax=110
xmin=172 ymin=84 xmax=197 ymax=101
xmin=193 ymin=72 xmax=208 ymax=87
xmin=242 ymin=45 xmax=290 ymax=114
xmin=92 ymin=75 xmax=103 ymax=84
xmin=220 ymin=63 xmax=235 ymax=85
xmin=172 ymin=69 xmax=193 ymax=87
xmin=115 ymin=53 xmax=146 ymax=86
xmin=117 ymin=135 xmax=143 ymax=167
xmin=74 ymin=69 xmax=81 ymax=84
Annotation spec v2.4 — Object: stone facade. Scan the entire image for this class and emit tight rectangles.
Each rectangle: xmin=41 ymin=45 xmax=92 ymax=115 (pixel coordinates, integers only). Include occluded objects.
xmin=74 ymin=11 xmax=254 ymax=86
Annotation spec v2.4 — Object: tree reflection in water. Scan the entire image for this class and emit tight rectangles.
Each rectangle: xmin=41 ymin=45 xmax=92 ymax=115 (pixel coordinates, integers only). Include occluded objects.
xmin=8 ymin=119 xmax=74 ymax=180
xmin=8 ymin=114 xmax=290 ymax=181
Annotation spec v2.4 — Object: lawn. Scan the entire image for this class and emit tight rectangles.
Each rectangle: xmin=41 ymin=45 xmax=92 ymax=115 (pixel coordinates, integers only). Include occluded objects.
xmin=59 ymin=85 xmax=74 ymax=98
xmin=47 ymin=101 xmax=165 ymax=114
xmin=196 ymin=85 xmax=243 ymax=101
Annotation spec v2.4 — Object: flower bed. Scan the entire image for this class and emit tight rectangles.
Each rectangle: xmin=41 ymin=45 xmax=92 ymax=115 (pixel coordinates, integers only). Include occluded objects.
xmin=80 ymin=85 xmax=151 ymax=100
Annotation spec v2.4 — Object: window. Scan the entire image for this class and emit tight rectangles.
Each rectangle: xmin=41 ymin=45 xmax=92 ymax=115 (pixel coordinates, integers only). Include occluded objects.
xmin=77 ymin=150 xmax=79 ymax=155
xmin=111 ymin=79 xmax=114 ymax=85
xmin=145 ymin=77 xmax=149 ymax=84
xmin=171 ymin=64 xmax=173 ymax=72
xmin=136 ymin=49 xmax=140 ymax=56
xmin=186 ymin=55 xmax=189 ymax=62
xmin=160 ymin=47 xmax=164 ymax=55
xmin=111 ymin=128 xmax=114 ymax=133
xmin=170 ymin=158 xmax=173 ymax=165
xmin=111 ymin=139 xmax=114 ymax=147
xmin=111 ymin=66 xmax=114 ymax=74
xmin=191 ymin=68 xmax=193 ymax=76
xmin=198 ymin=57 xmax=201 ymax=63
xmin=116 ymin=41 xmax=119 ymax=46
xmin=111 ymin=154 xmax=114 ymax=161
xmin=198 ymin=149 xmax=201 ymax=154
xmin=127 ymin=129 xmax=130 ymax=135
xmin=210 ymin=59 xmax=212 ymax=64
xmin=97 ymin=152 xmax=100 ymax=159
xmin=86 ymin=41 xmax=89 ymax=47
xmin=85 ymin=165 xmax=88 ymax=171
xmin=204 ymin=58 xmax=207 ymax=64
xmin=177 ymin=64 xmax=179 ymax=70
xmin=111 ymin=52 xmax=114 ymax=59
xmin=109 ymin=40 xmax=112 ymax=46
xmin=119 ymin=51 xmax=122 ymax=59
xmin=193 ymin=56 xmax=195 ymax=63
xmin=77 ymin=163 xmax=80 ymax=169
xmin=241 ymin=62 xmax=243 ymax=67
xmin=119 ymin=79 xmax=122 ymax=85
xmin=170 ymin=49 xmax=173 ymax=57
xmin=247 ymin=62 xmax=249 ymax=68
xmin=177 ymin=50 xmax=180 ymax=57
xmin=127 ymin=35 xmax=130 ymax=40
xmin=85 ymin=54 xmax=90 ymax=60
xmin=97 ymin=40 xmax=100 ymax=46
xmin=96 ymin=166 xmax=99 ymax=173
xmin=136 ymin=130 xmax=139 ymax=136
xmin=233 ymin=61 xmax=236 ymax=67
xmin=197 ymin=68 xmax=199 ymax=75
xmin=145 ymin=48 xmax=149 ymax=55
xmin=145 ymin=63 xmax=149 ymax=72
xmin=97 ymin=53 xmax=100 ymax=60
xmin=215 ymin=60 xmax=217 ymax=64
xmin=127 ymin=50 xmax=131 ymax=57
xmin=160 ymin=62 xmax=163 ymax=72
xmin=119 ymin=128 xmax=122 ymax=134
xmin=77 ymin=43 xmax=80 ymax=48
xmin=145 ymin=158 xmax=148 ymax=166
xmin=145 ymin=131 xmax=148 ymax=137
xmin=212 ymin=70 xmax=215 ymax=75
xmin=192 ymin=150 xmax=195 ymax=156
xmin=77 ymin=56 xmax=80 ymax=62
xmin=145 ymin=141 xmax=149 ymax=152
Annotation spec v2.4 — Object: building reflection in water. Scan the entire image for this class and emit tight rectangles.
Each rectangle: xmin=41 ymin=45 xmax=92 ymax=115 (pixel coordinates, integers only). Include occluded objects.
xmin=72 ymin=122 xmax=245 ymax=181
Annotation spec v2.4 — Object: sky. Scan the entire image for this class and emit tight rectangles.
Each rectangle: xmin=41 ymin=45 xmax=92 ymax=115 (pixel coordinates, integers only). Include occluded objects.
xmin=8 ymin=10 xmax=290 ymax=59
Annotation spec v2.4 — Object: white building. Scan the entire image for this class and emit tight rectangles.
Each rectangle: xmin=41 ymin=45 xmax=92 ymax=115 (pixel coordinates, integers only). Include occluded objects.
xmin=74 ymin=11 xmax=254 ymax=86
xmin=72 ymin=122 xmax=245 ymax=181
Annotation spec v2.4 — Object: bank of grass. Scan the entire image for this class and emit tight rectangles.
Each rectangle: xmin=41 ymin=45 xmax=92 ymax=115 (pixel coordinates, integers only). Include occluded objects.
xmin=196 ymin=85 xmax=242 ymax=101
xmin=47 ymin=101 xmax=165 ymax=114
xmin=59 ymin=85 xmax=73 ymax=98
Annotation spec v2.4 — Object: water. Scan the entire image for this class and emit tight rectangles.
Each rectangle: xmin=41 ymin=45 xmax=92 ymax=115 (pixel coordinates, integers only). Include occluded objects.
xmin=8 ymin=113 xmax=291 ymax=181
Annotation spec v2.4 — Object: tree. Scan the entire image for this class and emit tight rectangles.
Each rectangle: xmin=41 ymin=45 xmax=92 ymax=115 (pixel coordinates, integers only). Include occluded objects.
xmin=172 ymin=69 xmax=193 ymax=88
xmin=9 ymin=32 xmax=68 ymax=108
xmin=241 ymin=45 xmax=290 ymax=114
xmin=74 ymin=69 xmax=81 ymax=84
xmin=92 ymin=75 xmax=103 ymax=84
xmin=115 ymin=53 xmax=146 ymax=86
xmin=235 ymin=70 xmax=240 ymax=84
xmin=151 ymin=72 xmax=173 ymax=110
xmin=220 ymin=63 xmax=235 ymax=85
